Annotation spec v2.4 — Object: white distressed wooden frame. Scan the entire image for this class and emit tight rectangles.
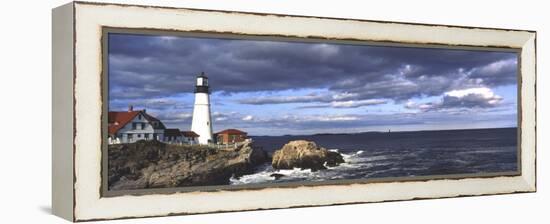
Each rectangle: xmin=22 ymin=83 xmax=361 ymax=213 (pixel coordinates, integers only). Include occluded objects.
xmin=52 ymin=1 xmax=536 ymax=222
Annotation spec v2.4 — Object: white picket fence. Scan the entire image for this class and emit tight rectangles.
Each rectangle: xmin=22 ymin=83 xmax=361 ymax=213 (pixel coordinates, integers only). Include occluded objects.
xmin=209 ymin=139 xmax=252 ymax=150
xmin=108 ymin=137 xmax=252 ymax=150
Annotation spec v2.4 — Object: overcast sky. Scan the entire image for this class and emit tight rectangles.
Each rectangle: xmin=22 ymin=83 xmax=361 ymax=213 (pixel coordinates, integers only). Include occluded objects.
xmin=108 ymin=33 xmax=518 ymax=136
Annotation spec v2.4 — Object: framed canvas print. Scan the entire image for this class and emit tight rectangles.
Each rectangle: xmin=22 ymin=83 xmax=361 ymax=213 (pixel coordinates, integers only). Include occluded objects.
xmin=52 ymin=1 xmax=537 ymax=222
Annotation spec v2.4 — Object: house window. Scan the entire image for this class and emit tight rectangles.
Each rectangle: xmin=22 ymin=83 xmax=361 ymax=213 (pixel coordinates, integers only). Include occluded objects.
xmin=132 ymin=123 xmax=137 ymax=130
xmin=138 ymin=114 xmax=142 ymax=120
xmin=145 ymin=133 xmax=150 ymax=139
xmin=137 ymin=134 xmax=141 ymax=138
xmin=141 ymin=123 xmax=145 ymax=130
xmin=127 ymin=134 xmax=133 ymax=141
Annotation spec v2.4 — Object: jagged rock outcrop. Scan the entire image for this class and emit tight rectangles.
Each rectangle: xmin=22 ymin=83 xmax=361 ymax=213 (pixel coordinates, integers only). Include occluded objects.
xmin=108 ymin=140 xmax=268 ymax=190
xmin=271 ymin=140 xmax=344 ymax=171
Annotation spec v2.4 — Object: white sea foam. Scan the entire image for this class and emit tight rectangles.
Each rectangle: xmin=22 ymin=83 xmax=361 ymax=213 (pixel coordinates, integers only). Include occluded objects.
xmin=229 ymin=164 xmax=274 ymax=185
xmin=338 ymin=150 xmax=379 ymax=166
xmin=230 ymin=166 xmax=320 ymax=185
xmin=276 ymin=167 xmax=315 ymax=176
xmin=230 ymin=149 xmax=372 ymax=185
xmin=361 ymin=155 xmax=389 ymax=162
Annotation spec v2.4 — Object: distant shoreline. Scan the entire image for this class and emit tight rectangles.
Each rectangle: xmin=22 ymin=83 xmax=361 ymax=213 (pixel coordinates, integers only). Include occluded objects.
xmin=250 ymin=126 xmax=518 ymax=138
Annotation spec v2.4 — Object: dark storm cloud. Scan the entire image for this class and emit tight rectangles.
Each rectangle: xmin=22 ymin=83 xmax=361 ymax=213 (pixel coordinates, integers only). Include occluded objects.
xmin=468 ymin=58 xmax=518 ymax=86
xmin=238 ymin=93 xmax=327 ymax=105
xmin=108 ymin=33 xmax=517 ymax=102
xmin=109 ymin=98 xmax=192 ymax=111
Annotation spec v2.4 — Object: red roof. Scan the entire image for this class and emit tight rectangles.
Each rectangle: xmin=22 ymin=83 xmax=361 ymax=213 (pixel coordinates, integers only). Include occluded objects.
xmin=215 ymin=129 xmax=247 ymax=135
xmin=181 ymin=131 xmax=199 ymax=137
xmin=108 ymin=110 xmax=165 ymax=135
xmin=108 ymin=111 xmax=140 ymax=135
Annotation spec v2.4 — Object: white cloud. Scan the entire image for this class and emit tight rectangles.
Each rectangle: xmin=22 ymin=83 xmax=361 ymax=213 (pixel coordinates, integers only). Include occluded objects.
xmin=242 ymin=115 xmax=254 ymax=121
xmin=475 ymin=59 xmax=517 ymax=75
xmin=330 ymin=99 xmax=388 ymax=108
xmin=157 ymin=36 xmax=179 ymax=41
xmin=311 ymin=44 xmax=340 ymax=58
xmin=215 ymin=117 xmax=227 ymax=121
xmin=332 ymin=92 xmax=358 ymax=100
xmin=406 ymin=87 xmax=503 ymax=112
xmin=398 ymin=64 xmax=421 ymax=76
xmin=405 ymin=100 xmax=416 ymax=109
xmin=418 ymin=104 xmax=435 ymax=110
xmin=316 ymin=115 xmax=359 ymax=121
xmin=445 ymin=87 xmax=497 ymax=99
xmin=253 ymin=114 xmax=361 ymax=123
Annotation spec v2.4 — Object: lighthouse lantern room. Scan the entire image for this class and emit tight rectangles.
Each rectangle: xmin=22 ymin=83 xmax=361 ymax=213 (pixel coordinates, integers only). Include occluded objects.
xmin=191 ymin=72 xmax=214 ymax=144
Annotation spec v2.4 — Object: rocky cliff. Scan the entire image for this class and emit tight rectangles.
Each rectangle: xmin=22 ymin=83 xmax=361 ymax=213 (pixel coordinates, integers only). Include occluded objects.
xmin=108 ymin=140 xmax=268 ymax=190
xmin=271 ymin=140 xmax=345 ymax=171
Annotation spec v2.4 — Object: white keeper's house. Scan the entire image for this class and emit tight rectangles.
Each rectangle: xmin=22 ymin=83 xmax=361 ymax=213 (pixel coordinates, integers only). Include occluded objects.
xmin=108 ymin=106 xmax=199 ymax=144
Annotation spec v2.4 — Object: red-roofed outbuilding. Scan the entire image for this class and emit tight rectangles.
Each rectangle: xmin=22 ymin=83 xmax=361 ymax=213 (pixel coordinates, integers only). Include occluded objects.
xmin=215 ymin=129 xmax=248 ymax=144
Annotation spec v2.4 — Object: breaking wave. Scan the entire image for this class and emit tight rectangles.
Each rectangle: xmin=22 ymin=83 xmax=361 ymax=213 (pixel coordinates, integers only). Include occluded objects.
xmin=230 ymin=149 xmax=369 ymax=185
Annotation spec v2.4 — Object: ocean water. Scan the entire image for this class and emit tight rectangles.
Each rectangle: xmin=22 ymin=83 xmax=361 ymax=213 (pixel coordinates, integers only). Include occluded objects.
xmin=230 ymin=128 xmax=518 ymax=185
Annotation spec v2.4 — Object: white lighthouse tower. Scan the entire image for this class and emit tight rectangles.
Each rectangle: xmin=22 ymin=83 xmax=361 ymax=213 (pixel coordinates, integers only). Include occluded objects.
xmin=191 ymin=72 xmax=213 ymax=144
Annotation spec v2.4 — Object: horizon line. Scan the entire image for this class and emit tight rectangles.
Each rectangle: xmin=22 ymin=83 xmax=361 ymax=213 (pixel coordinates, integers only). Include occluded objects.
xmin=248 ymin=126 xmax=518 ymax=137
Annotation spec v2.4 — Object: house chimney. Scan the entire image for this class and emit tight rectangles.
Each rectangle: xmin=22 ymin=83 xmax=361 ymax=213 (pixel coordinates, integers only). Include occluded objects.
xmin=128 ymin=105 xmax=133 ymax=112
